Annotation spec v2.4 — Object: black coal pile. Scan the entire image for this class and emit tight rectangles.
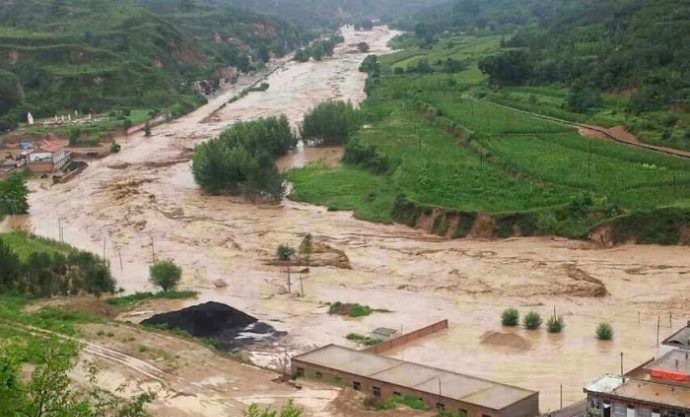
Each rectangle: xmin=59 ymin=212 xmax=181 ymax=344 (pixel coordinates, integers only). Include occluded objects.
xmin=142 ymin=301 xmax=285 ymax=350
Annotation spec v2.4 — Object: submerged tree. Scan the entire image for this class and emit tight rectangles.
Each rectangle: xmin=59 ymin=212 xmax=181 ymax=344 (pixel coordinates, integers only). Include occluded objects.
xmin=300 ymin=101 xmax=360 ymax=146
xmin=149 ymin=259 xmax=182 ymax=292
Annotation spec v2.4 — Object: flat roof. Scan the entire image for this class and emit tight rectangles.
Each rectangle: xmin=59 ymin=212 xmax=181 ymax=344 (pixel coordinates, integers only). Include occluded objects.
xmin=586 ymin=375 xmax=690 ymax=410
xmin=293 ymin=344 xmax=536 ymax=410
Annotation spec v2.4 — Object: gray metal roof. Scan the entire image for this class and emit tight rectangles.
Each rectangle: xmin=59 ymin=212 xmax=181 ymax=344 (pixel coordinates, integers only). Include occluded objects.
xmin=293 ymin=344 xmax=536 ymax=410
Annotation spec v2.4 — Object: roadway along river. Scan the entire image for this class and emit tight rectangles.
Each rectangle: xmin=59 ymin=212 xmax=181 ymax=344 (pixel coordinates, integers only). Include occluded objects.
xmin=7 ymin=25 xmax=690 ymax=412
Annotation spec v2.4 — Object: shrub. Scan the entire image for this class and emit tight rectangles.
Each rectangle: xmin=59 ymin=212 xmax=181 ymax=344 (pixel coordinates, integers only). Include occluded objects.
xmin=596 ymin=322 xmax=613 ymax=340
xmin=110 ymin=142 xmax=121 ymax=153
xmin=276 ymin=244 xmax=295 ymax=261
xmin=546 ymin=315 xmax=565 ymax=333
xmin=501 ymin=308 xmax=519 ymax=326
xmin=149 ymin=260 xmax=182 ymax=292
xmin=523 ymin=311 xmax=543 ymax=330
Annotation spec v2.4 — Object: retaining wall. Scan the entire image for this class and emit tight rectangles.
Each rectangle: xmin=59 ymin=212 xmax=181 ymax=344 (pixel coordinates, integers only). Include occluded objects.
xmin=365 ymin=319 xmax=449 ymax=354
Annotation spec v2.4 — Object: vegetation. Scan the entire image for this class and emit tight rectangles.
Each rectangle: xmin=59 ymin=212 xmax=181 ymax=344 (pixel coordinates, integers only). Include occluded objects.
xmin=501 ymin=308 xmax=519 ymax=327
xmin=192 ymin=116 xmax=296 ymax=200
xmin=288 ymin=32 xmax=690 ymax=244
xmin=346 ymin=333 xmax=382 ymax=346
xmin=0 ymin=173 xmax=29 ymax=216
xmin=0 ymin=231 xmax=115 ymax=297
xmin=546 ymin=315 xmax=565 ymax=333
xmin=373 ymin=394 xmax=427 ymax=411
xmin=294 ymin=35 xmax=344 ymax=62
xmin=105 ymin=290 xmax=198 ymax=308
xmin=149 ymin=259 xmax=182 ymax=292
xmin=298 ymin=234 xmax=313 ymax=266
xmin=276 ymin=244 xmax=296 ymax=261
xmin=357 ymin=42 xmax=370 ymax=53
xmin=244 ymin=400 xmax=302 ymax=417
xmin=0 ymin=0 xmax=307 ymax=131
xmin=328 ymin=301 xmax=373 ymax=317
xmin=596 ymin=322 xmax=614 ymax=341
xmin=144 ymin=122 xmax=152 ymax=137
xmin=301 ymin=101 xmax=360 ymax=146
xmin=523 ymin=311 xmax=543 ymax=330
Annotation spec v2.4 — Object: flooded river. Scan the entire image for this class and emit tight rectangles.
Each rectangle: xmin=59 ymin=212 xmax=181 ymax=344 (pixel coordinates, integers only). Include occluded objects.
xmin=5 ymin=25 xmax=690 ymax=413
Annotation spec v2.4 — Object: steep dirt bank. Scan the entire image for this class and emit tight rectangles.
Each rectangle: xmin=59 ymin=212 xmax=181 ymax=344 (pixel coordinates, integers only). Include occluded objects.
xmin=6 ymin=25 xmax=690 ymax=415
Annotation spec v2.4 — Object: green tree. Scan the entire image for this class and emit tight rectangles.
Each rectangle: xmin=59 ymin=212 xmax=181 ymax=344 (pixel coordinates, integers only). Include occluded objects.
xmin=596 ymin=322 xmax=613 ymax=340
xmin=523 ymin=311 xmax=542 ymax=330
xmin=276 ymin=245 xmax=295 ymax=261
xmin=0 ymin=237 xmax=20 ymax=291
xmin=149 ymin=259 xmax=182 ymax=292
xmin=501 ymin=308 xmax=519 ymax=326
xmin=144 ymin=122 xmax=152 ymax=136
xmin=300 ymin=101 xmax=360 ymax=146
xmin=546 ymin=315 xmax=565 ymax=333
xmin=298 ymin=233 xmax=313 ymax=266
xmin=357 ymin=42 xmax=370 ymax=53
xmin=244 ymin=400 xmax=302 ymax=417
xmin=69 ymin=127 xmax=82 ymax=146
xmin=0 ymin=173 xmax=30 ymax=215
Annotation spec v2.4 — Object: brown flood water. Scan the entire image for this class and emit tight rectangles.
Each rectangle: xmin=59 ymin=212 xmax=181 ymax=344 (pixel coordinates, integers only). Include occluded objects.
xmin=3 ymin=25 xmax=690 ymax=413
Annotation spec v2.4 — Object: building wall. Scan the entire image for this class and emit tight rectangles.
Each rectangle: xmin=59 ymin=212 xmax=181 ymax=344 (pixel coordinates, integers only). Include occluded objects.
xmin=292 ymin=359 xmax=538 ymax=417
xmin=365 ymin=320 xmax=449 ymax=355
xmin=586 ymin=392 xmax=690 ymax=417
xmin=28 ymin=161 xmax=54 ymax=173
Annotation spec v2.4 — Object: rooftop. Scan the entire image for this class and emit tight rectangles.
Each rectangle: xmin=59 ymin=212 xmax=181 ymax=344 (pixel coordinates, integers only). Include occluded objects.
xmin=37 ymin=140 xmax=64 ymax=153
xmin=293 ymin=344 xmax=536 ymax=410
xmin=663 ymin=325 xmax=690 ymax=350
xmin=585 ymin=375 xmax=690 ymax=410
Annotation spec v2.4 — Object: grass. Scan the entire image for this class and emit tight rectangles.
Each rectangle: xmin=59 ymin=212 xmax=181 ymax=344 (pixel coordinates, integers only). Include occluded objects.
xmin=346 ymin=333 xmax=382 ymax=346
xmin=105 ymin=291 xmax=198 ymax=308
xmin=373 ymin=394 xmax=428 ymax=411
xmin=326 ymin=301 xmax=388 ymax=317
xmin=0 ymin=230 xmax=74 ymax=261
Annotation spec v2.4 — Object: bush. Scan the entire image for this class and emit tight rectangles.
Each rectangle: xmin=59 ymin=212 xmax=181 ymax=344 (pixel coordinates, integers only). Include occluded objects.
xmin=110 ymin=142 xmax=121 ymax=153
xmin=357 ymin=42 xmax=370 ymax=53
xmin=596 ymin=322 xmax=613 ymax=340
xmin=501 ymin=308 xmax=519 ymax=326
xmin=276 ymin=244 xmax=295 ymax=261
xmin=523 ymin=311 xmax=543 ymax=330
xmin=546 ymin=315 xmax=565 ymax=333
xmin=301 ymin=101 xmax=360 ymax=146
xmin=149 ymin=260 xmax=182 ymax=292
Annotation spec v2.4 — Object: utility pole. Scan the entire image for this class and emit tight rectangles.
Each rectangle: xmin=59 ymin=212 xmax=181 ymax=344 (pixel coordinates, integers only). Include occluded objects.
xmin=560 ymin=384 xmax=563 ymax=411
xmin=620 ymin=352 xmax=624 ymax=381
xmin=286 ymin=264 xmax=292 ymax=294
xmin=657 ymin=315 xmax=661 ymax=352
xmin=116 ymin=247 xmax=123 ymax=272
xmin=102 ymin=237 xmax=106 ymax=260
xmin=150 ymin=235 xmax=156 ymax=262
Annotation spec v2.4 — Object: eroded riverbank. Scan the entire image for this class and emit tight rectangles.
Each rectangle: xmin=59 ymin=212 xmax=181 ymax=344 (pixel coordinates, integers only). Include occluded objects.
xmin=4 ymin=25 xmax=690 ymax=415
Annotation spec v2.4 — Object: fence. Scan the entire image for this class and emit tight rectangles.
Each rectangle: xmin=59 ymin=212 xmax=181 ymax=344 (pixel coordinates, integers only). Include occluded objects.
xmin=365 ymin=319 xmax=449 ymax=354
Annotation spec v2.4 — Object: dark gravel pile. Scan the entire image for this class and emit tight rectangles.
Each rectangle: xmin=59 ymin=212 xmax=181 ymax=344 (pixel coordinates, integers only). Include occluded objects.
xmin=142 ymin=301 xmax=284 ymax=350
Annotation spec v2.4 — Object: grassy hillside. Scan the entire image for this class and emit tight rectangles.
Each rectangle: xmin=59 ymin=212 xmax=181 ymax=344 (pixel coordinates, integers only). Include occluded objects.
xmin=217 ymin=0 xmax=447 ymax=27
xmin=288 ymin=34 xmax=690 ymax=244
xmin=399 ymin=0 xmax=690 ymax=151
xmin=0 ymin=0 xmax=306 ymax=130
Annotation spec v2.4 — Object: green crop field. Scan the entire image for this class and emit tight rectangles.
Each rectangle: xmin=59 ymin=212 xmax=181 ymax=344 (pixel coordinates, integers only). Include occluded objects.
xmin=289 ymin=33 xmax=690 ymax=242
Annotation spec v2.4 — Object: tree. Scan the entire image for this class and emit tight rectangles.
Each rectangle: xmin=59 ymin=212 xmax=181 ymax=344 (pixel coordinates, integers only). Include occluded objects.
xmin=0 ymin=237 xmax=20 ymax=291
xmin=546 ymin=315 xmax=565 ymax=333
xmin=523 ymin=311 xmax=542 ymax=330
xmin=501 ymin=308 xmax=519 ymax=326
xmin=244 ymin=400 xmax=302 ymax=417
xmin=69 ymin=127 xmax=82 ymax=146
xmin=0 ymin=173 xmax=29 ymax=215
xmin=144 ymin=122 xmax=151 ymax=136
xmin=276 ymin=245 xmax=295 ymax=261
xmin=149 ymin=259 xmax=182 ymax=292
xmin=357 ymin=42 xmax=370 ymax=53
xmin=566 ymin=85 xmax=602 ymax=113
xmin=298 ymin=234 xmax=313 ymax=267
xmin=300 ymin=101 xmax=360 ymax=146
xmin=478 ymin=51 xmax=533 ymax=87
xmin=596 ymin=322 xmax=613 ymax=340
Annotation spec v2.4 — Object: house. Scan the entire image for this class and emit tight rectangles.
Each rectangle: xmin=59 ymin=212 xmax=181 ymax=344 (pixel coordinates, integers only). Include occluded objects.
xmin=27 ymin=140 xmax=71 ymax=173
xmin=292 ymin=344 xmax=539 ymax=417
xmin=584 ymin=349 xmax=690 ymax=417
xmin=662 ymin=322 xmax=690 ymax=355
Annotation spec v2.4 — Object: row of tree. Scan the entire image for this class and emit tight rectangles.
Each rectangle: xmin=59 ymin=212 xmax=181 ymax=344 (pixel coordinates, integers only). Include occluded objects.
xmin=293 ymin=34 xmax=345 ymax=63
xmin=192 ymin=115 xmax=297 ymax=200
xmin=0 ymin=235 xmax=116 ymax=297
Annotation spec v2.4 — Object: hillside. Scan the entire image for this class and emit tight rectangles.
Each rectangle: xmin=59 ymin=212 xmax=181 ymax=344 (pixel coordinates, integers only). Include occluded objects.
xmin=0 ymin=0 xmax=306 ymax=130
xmin=397 ymin=0 xmax=690 ymax=151
xmin=217 ymin=0 xmax=447 ymax=27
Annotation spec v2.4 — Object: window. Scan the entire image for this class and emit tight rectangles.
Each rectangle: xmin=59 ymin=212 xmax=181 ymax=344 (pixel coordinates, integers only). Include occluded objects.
xmin=637 ymin=407 xmax=651 ymax=417
xmin=482 ymin=414 xmax=492 ymax=417
xmin=372 ymin=386 xmax=381 ymax=398
xmin=436 ymin=403 xmax=446 ymax=411
xmin=614 ymin=403 xmax=627 ymax=417
xmin=296 ymin=367 xmax=304 ymax=377
xmin=314 ymin=372 xmax=322 ymax=379
xmin=334 ymin=376 xmax=342 ymax=383
xmin=393 ymin=391 xmax=401 ymax=397
xmin=627 ymin=406 xmax=636 ymax=417
xmin=458 ymin=409 xmax=468 ymax=417
xmin=651 ymin=409 xmax=660 ymax=417
xmin=353 ymin=381 xmax=361 ymax=391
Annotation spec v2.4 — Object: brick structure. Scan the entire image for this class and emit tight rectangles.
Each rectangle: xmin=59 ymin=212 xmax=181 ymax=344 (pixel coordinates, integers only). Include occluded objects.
xmin=292 ymin=344 xmax=539 ymax=417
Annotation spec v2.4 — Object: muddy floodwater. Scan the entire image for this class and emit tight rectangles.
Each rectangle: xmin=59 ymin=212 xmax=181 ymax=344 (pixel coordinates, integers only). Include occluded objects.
xmin=4 ymin=25 xmax=690 ymax=414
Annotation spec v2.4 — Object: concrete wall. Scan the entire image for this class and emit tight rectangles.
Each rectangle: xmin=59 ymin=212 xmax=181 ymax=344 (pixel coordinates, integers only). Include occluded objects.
xmin=365 ymin=320 xmax=449 ymax=354
xmin=292 ymin=359 xmax=537 ymax=417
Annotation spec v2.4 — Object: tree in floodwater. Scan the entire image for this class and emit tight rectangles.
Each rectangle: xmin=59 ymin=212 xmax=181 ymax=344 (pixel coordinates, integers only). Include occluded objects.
xmin=300 ymin=101 xmax=360 ymax=146
xmin=244 ymin=400 xmax=302 ymax=417
xmin=149 ymin=259 xmax=182 ymax=292
xmin=192 ymin=116 xmax=295 ymax=200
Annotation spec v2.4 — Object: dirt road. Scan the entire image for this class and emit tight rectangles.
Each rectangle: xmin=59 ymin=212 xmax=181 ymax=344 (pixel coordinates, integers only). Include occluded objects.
xmin=4 ymin=25 xmax=690 ymax=415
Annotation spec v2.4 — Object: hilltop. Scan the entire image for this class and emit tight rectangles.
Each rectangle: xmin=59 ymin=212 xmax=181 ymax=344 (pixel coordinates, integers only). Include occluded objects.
xmin=0 ymin=0 xmax=306 ymax=130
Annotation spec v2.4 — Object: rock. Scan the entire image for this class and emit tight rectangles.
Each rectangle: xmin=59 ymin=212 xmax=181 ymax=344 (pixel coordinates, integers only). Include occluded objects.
xmin=214 ymin=279 xmax=228 ymax=288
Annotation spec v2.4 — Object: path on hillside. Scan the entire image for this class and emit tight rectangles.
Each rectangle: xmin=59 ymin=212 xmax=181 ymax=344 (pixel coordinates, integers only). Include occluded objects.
xmin=488 ymin=100 xmax=690 ymax=159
